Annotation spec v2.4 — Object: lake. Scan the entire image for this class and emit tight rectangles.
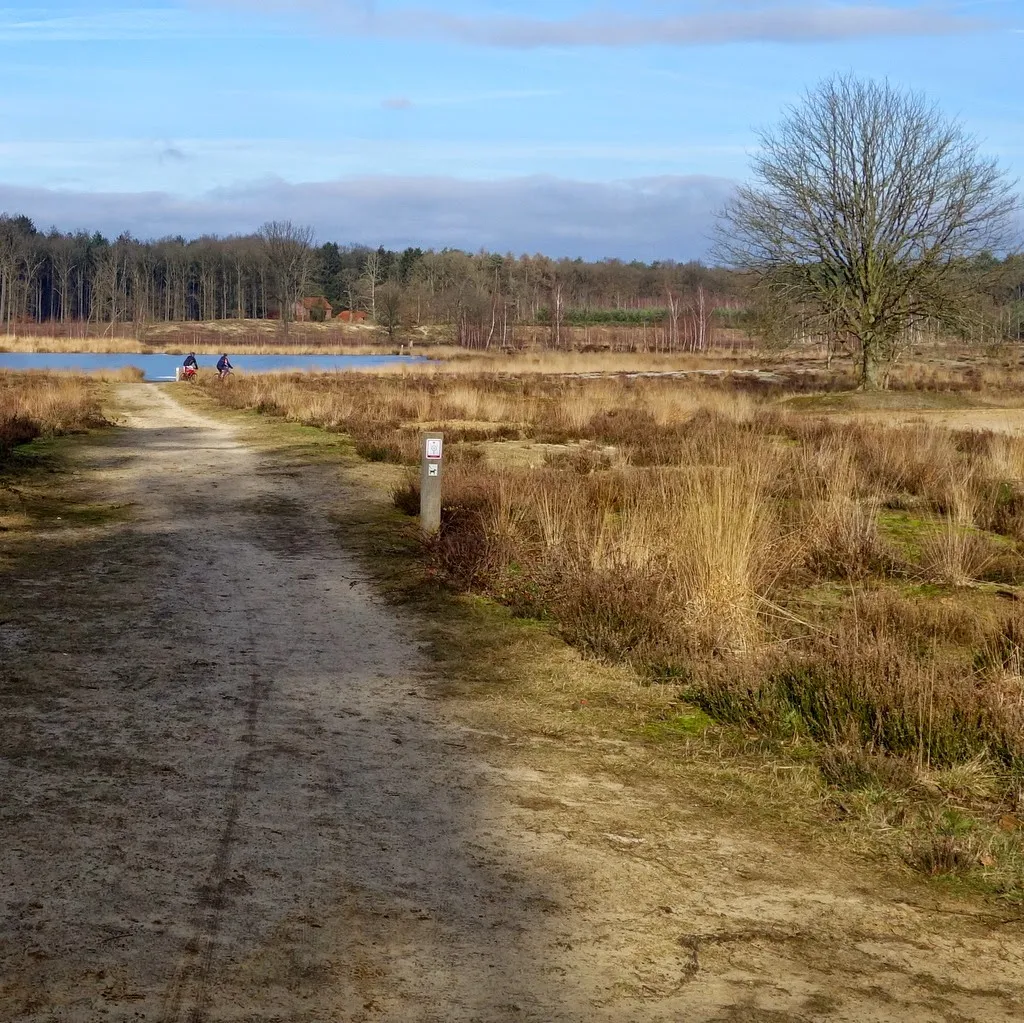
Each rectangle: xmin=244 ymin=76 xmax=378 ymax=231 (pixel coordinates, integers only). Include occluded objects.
xmin=0 ymin=352 xmax=428 ymax=381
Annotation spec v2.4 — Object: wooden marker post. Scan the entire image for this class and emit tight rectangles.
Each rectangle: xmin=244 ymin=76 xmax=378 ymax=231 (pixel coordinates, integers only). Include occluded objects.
xmin=420 ymin=432 xmax=444 ymax=534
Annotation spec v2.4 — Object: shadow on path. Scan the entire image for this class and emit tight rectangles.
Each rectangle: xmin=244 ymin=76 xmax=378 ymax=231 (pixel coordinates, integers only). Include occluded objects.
xmin=0 ymin=385 xmax=573 ymax=1022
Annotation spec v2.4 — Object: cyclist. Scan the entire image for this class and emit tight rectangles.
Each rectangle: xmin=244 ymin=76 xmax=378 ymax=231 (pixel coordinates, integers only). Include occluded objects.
xmin=216 ymin=353 xmax=233 ymax=380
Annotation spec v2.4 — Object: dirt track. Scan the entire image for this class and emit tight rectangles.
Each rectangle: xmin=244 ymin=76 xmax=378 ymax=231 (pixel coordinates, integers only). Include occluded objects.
xmin=3 ymin=383 xmax=1024 ymax=1022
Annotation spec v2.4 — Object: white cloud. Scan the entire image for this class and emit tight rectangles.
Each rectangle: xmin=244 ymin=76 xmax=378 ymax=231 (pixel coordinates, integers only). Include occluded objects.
xmin=203 ymin=1 xmax=997 ymax=46
xmin=0 ymin=173 xmax=736 ymax=260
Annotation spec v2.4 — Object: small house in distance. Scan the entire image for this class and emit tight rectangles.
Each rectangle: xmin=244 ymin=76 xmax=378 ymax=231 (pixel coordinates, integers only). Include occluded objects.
xmin=293 ymin=296 xmax=333 ymax=322
xmin=335 ymin=309 xmax=367 ymax=323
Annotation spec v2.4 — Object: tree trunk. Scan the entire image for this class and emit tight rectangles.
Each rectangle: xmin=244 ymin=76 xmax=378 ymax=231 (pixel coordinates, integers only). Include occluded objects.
xmin=860 ymin=336 xmax=882 ymax=390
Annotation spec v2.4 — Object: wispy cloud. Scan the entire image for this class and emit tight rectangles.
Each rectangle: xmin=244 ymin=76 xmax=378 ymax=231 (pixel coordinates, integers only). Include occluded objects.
xmin=0 ymin=8 xmax=195 ymax=42
xmin=205 ymin=1 xmax=999 ymax=47
xmin=0 ymin=174 xmax=736 ymax=259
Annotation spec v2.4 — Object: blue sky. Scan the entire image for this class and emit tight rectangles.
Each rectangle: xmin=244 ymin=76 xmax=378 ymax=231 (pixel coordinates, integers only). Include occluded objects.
xmin=0 ymin=1 xmax=1021 ymax=258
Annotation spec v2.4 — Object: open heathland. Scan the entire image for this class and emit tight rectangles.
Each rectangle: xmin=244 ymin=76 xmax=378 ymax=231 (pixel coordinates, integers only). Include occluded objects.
xmin=198 ymin=360 xmax=1024 ymax=898
xmin=5 ymin=380 xmax=1024 ymax=1019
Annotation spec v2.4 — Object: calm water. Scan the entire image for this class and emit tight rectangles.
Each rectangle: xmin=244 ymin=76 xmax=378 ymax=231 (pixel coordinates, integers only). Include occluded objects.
xmin=0 ymin=352 xmax=428 ymax=381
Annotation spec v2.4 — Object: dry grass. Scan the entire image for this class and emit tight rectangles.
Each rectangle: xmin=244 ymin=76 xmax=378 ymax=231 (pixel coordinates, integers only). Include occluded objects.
xmin=0 ymin=332 xmax=456 ymax=357
xmin=1 ymin=335 xmax=146 ymax=354
xmin=0 ymin=371 xmax=109 ymax=461
xmin=200 ymin=365 xmax=1024 ymax=894
xmin=395 ymin=349 xmax=747 ymax=376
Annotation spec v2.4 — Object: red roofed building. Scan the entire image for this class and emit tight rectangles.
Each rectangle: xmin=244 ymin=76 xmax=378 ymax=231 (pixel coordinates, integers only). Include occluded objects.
xmin=293 ymin=296 xmax=333 ymax=322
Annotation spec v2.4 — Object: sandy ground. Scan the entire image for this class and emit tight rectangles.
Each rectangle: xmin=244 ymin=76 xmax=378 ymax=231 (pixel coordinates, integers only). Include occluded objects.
xmin=817 ymin=405 xmax=1024 ymax=435
xmin=2 ymin=384 xmax=1024 ymax=1022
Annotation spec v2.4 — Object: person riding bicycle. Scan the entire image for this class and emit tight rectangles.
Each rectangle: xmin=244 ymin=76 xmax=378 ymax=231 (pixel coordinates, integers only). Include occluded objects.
xmin=183 ymin=352 xmax=199 ymax=370
xmin=216 ymin=353 xmax=233 ymax=379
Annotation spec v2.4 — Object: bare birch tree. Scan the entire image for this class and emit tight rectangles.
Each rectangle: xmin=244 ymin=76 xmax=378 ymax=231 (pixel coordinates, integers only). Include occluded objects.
xmin=50 ymin=236 xmax=77 ymax=325
xmin=361 ymin=248 xmax=383 ymax=321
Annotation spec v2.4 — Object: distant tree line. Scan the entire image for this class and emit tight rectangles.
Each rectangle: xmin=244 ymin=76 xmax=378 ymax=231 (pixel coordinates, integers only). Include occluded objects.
xmin=0 ymin=212 xmax=1021 ymax=350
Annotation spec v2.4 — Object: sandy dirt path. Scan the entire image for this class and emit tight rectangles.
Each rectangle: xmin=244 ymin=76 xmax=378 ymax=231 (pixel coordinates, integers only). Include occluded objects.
xmin=2 ymin=383 xmax=1024 ymax=1022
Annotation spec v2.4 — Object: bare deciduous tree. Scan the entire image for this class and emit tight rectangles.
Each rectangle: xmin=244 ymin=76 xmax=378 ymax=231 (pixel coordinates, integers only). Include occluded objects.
xmin=49 ymin=235 xmax=78 ymax=325
xmin=717 ymin=75 xmax=1020 ymax=388
xmin=361 ymin=248 xmax=383 ymax=321
xmin=259 ymin=221 xmax=316 ymax=334
xmin=376 ymin=281 xmax=403 ymax=342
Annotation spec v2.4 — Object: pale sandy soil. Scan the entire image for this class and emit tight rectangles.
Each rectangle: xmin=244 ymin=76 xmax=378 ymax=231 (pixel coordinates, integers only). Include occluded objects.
xmin=814 ymin=405 xmax=1024 ymax=435
xmin=2 ymin=384 xmax=1024 ymax=1022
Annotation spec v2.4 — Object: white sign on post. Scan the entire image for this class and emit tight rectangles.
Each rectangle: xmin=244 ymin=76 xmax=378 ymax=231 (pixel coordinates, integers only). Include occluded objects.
xmin=421 ymin=433 xmax=443 ymax=534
